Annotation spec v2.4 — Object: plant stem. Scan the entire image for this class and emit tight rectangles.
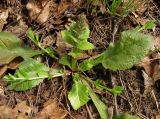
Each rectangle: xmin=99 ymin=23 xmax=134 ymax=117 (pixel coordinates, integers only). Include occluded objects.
xmin=7 ymin=73 xmax=63 ymax=81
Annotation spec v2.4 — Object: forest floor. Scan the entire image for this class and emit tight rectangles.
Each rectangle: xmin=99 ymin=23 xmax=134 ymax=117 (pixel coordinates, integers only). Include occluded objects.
xmin=0 ymin=0 xmax=160 ymax=119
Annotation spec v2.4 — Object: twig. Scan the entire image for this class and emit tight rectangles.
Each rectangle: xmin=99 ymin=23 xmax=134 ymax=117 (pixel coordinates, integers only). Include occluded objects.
xmin=108 ymin=106 xmax=114 ymax=119
xmin=109 ymin=72 xmax=118 ymax=114
xmin=34 ymin=83 xmax=41 ymax=107
xmin=119 ymin=72 xmax=133 ymax=111
xmin=112 ymin=19 xmax=121 ymax=44
xmin=85 ymin=104 xmax=94 ymax=119
xmin=151 ymin=90 xmax=159 ymax=111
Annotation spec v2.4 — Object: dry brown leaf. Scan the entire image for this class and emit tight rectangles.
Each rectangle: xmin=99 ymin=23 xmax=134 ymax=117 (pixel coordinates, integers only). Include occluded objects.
xmin=14 ymin=101 xmax=32 ymax=119
xmin=55 ymin=0 xmax=73 ymax=18
xmin=0 ymin=9 xmax=8 ymax=31
xmin=6 ymin=15 xmax=28 ymax=36
xmin=0 ymin=106 xmax=15 ymax=119
xmin=153 ymin=36 xmax=160 ymax=50
xmin=138 ymin=57 xmax=153 ymax=77
xmin=57 ymin=0 xmax=70 ymax=14
xmin=142 ymin=71 xmax=154 ymax=94
xmin=153 ymin=64 xmax=160 ymax=81
xmin=124 ymin=0 xmax=146 ymax=15
xmin=34 ymin=99 xmax=67 ymax=119
xmin=26 ymin=0 xmax=51 ymax=23
xmin=135 ymin=1 xmax=147 ymax=15
xmin=41 ymin=35 xmax=56 ymax=48
xmin=136 ymin=18 xmax=149 ymax=26
xmin=0 ymin=101 xmax=32 ymax=119
xmin=152 ymin=53 xmax=160 ymax=81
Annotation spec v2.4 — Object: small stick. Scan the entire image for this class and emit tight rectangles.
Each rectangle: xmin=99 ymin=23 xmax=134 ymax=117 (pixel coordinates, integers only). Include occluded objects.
xmin=109 ymin=72 xmax=118 ymax=114
xmin=112 ymin=19 xmax=121 ymax=44
xmin=85 ymin=104 xmax=94 ymax=119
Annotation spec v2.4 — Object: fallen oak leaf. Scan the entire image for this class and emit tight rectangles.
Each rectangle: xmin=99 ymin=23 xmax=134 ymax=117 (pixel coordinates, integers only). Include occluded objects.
xmin=142 ymin=71 xmax=154 ymax=94
xmin=34 ymin=99 xmax=67 ymax=119
xmin=26 ymin=0 xmax=51 ymax=23
xmin=137 ymin=56 xmax=153 ymax=77
xmin=152 ymin=53 xmax=160 ymax=81
xmin=0 ymin=101 xmax=32 ymax=119
xmin=13 ymin=101 xmax=32 ymax=119
xmin=6 ymin=16 xmax=28 ymax=37
xmin=0 ymin=105 xmax=15 ymax=119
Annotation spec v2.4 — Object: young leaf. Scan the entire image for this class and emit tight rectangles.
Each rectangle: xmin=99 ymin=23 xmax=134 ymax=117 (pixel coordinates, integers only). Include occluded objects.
xmin=28 ymin=28 xmax=57 ymax=59
xmin=102 ymin=30 xmax=152 ymax=70
xmin=68 ymin=17 xmax=90 ymax=41
xmin=82 ymin=79 xmax=108 ymax=119
xmin=68 ymin=48 xmax=82 ymax=58
xmin=79 ymin=59 xmax=95 ymax=71
xmin=45 ymin=47 xmax=57 ymax=58
xmin=3 ymin=59 xmax=63 ymax=91
xmin=0 ymin=32 xmax=41 ymax=66
xmin=28 ymin=28 xmax=39 ymax=44
xmin=113 ymin=113 xmax=140 ymax=119
xmin=61 ymin=30 xmax=78 ymax=46
xmin=89 ymin=90 xmax=108 ymax=119
xmin=76 ymin=40 xmax=94 ymax=50
xmin=59 ymin=55 xmax=72 ymax=69
xmin=68 ymin=73 xmax=90 ymax=110
xmin=79 ymin=54 xmax=103 ymax=71
xmin=109 ymin=86 xmax=123 ymax=95
xmin=61 ymin=17 xmax=94 ymax=58
xmin=94 ymin=79 xmax=123 ymax=95
xmin=142 ymin=20 xmax=156 ymax=30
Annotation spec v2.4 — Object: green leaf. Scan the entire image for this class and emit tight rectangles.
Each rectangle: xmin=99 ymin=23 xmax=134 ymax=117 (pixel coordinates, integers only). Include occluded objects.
xmin=89 ymin=90 xmax=108 ymax=119
xmin=76 ymin=40 xmax=94 ymax=50
xmin=28 ymin=28 xmax=36 ymax=42
xmin=68 ymin=48 xmax=82 ymax=58
xmin=79 ymin=59 xmax=95 ymax=71
xmin=0 ymin=32 xmax=41 ymax=66
xmin=79 ymin=54 xmax=103 ymax=71
xmin=61 ymin=17 xmax=94 ymax=53
xmin=3 ymin=59 xmax=50 ymax=91
xmin=28 ymin=28 xmax=57 ymax=59
xmin=94 ymin=79 xmax=123 ymax=95
xmin=142 ymin=20 xmax=156 ymax=30
xmin=94 ymin=80 xmax=105 ymax=90
xmin=102 ymin=30 xmax=152 ymax=70
xmin=45 ymin=47 xmax=56 ymax=58
xmin=69 ymin=17 xmax=90 ymax=41
xmin=82 ymin=79 xmax=108 ymax=119
xmin=59 ymin=55 xmax=72 ymax=69
xmin=68 ymin=73 xmax=90 ymax=110
xmin=109 ymin=86 xmax=123 ymax=95
xmin=113 ymin=113 xmax=140 ymax=119
xmin=61 ymin=30 xmax=78 ymax=46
